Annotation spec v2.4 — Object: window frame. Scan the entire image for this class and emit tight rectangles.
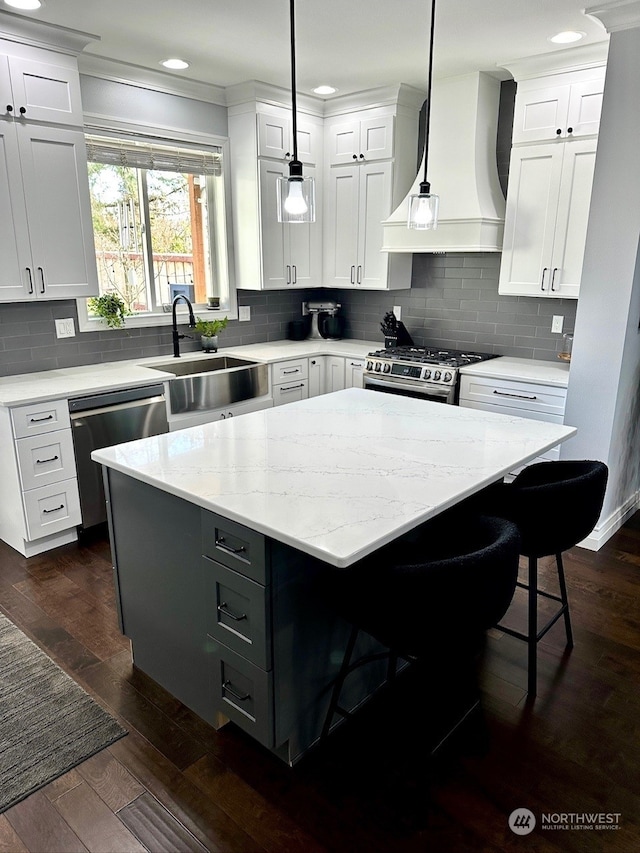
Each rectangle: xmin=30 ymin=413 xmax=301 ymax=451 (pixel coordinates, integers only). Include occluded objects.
xmin=77 ymin=119 xmax=237 ymax=332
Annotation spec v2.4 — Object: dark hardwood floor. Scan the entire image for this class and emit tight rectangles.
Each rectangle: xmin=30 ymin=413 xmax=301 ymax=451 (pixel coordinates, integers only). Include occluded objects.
xmin=1 ymin=516 xmax=640 ymax=852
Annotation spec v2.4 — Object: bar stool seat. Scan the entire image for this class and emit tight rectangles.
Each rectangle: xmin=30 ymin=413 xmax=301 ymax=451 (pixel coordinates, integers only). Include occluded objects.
xmin=485 ymin=460 xmax=608 ymax=696
xmin=320 ymin=514 xmax=521 ymax=749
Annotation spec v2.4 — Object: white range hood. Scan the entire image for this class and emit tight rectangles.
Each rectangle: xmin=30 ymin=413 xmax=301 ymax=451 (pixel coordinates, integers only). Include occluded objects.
xmin=382 ymin=72 xmax=506 ymax=253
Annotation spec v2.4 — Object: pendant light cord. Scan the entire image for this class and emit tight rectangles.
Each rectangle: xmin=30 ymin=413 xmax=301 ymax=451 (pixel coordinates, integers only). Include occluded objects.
xmin=289 ymin=0 xmax=299 ymax=164
xmin=422 ymin=0 xmax=436 ymax=190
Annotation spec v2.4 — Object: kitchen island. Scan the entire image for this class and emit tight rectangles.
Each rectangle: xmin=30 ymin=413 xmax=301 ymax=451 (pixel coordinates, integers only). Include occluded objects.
xmin=93 ymin=389 xmax=576 ymax=763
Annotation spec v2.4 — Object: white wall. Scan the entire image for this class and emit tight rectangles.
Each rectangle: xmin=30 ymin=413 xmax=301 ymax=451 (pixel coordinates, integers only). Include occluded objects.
xmin=563 ymin=23 xmax=640 ymax=545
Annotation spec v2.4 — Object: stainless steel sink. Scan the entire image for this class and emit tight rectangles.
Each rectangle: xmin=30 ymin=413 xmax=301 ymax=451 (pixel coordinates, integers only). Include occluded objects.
xmin=145 ymin=356 xmax=269 ymax=414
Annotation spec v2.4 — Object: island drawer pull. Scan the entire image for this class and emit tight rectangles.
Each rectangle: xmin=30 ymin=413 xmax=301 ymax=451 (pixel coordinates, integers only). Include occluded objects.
xmin=223 ymin=680 xmax=251 ymax=702
xmin=217 ymin=602 xmax=247 ymax=622
xmin=279 ymin=383 xmax=304 ymax=392
xmin=35 ymin=455 xmax=59 ymax=464
xmin=42 ymin=504 xmax=64 ymax=514
xmin=29 ymin=414 xmax=54 ymax=423
xmin=215 ymin=536 xmax=246 ymax=555
xmin=493 ymin=390 xmax=537 ymax=401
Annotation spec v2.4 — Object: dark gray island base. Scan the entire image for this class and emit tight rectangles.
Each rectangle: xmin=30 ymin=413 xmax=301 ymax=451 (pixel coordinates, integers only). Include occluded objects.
xmin=105 ymin=469 xmax=389 ymax=765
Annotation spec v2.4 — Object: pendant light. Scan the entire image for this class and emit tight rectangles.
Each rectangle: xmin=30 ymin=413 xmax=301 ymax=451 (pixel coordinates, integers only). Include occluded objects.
xmin=408 ymin=0 xmax=439 ymax=230
xmin=276 ymin=0 xmax=316 ymax=223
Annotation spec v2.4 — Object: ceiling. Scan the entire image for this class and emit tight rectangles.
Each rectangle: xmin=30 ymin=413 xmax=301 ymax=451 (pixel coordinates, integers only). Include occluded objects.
xmin=8 ymin=0 xmax=609 ymax=96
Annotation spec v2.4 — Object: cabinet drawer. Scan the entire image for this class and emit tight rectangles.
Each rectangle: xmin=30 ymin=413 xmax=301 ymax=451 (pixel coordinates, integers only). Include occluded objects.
xmin=210 ymin=639 xmax=274 ymax=748
xmin=16 ymin=428 xmax=77 ymax=491
xmin=202 ymin=510 xmax=268 ymax=584
xmin=273 ymin=380 xmax=309 ymax=406
xmin=11 ymin=399 xmax=70 ymax=438
xmin=272 ymin=358 xmax=308 ymax=383
xmin=23 ymin=478 xmax=81 ymax=540
xmin=204 ymin=557 xmax=271 ymax=669
xmin=459 ymin=376 xmax=566 ymax=417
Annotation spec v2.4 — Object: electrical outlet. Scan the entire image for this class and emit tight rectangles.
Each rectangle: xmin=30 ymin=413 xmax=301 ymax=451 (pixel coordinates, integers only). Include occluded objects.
xmin=55 ymin=318 xmax=75 ymax=338
xmin=393 ymin=305 xmax=402 ymax=322
xmin=301 ymin=301 xmax=309 ymax=316
xmin=551 ymin=315 xmax=564 ymax=334
xmin=238 ymin=306 xmax=251 ymax=322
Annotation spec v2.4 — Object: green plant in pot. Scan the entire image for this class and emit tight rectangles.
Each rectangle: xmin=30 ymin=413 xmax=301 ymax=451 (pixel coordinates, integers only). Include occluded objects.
xmin=88 ymin=293 xmax=131 ymax=329
xmin=195 ymin=316 xmax=228 ymax=352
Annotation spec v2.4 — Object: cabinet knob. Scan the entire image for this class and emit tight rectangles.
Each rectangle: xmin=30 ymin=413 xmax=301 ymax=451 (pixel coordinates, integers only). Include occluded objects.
xmin=359 ymin=153 xmax=365 ymax=160
xmin=567 ymin=127 xmax=573 ymax=135
xmin=6 ymin=104 xmax=13 ymax=113
xmin=556 ymin=128 xmax=562 ymax=136
xmin=352 ymin=154 xmax=358 ymax=160
xmin=19 ymin=106 xmax=26 ymax=115
xmin=284 ymin=151 xmax=291 ymax=160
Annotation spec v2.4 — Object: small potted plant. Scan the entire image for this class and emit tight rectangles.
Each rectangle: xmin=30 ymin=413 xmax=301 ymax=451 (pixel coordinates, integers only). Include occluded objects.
xmin=88 ymin=293 xmax=131 ymax=329
xmin=195 ymin=315 xmax=228 ymax=352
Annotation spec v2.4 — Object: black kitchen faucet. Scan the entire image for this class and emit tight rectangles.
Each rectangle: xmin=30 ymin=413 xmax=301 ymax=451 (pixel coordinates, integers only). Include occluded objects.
xmin=171 ymin=294 xmax=196 ymax=357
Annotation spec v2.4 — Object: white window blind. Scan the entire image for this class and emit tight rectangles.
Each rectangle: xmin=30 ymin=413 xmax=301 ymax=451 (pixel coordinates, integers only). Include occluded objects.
xmin=85 ymin=134 xmax=222 ymax=176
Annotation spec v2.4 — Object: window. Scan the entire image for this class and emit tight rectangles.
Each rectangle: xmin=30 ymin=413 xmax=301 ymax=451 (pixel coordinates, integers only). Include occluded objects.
xmin=82 ymin=134 xmax=233 ymax=325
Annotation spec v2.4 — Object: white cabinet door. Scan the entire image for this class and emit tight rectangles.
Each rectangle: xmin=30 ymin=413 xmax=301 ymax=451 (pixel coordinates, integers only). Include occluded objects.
xmin=498 ymin=144 xmax=564 ymax=297
xmin=499 ymin=140 xmax=596 ymax=299
xmin=258 ymin=112 xmax=291 ymax=160
xmin=288 ymin=164 xmax=322 ymax=287
xmin=324 ymin=164 xmax=360 ymax=287
xmin=327 ymin=115 xmax=393 ymax=164
xmin=7 ymin=56 xmax=84 ymax=126
xmin=18 ymin=124 xmax=99 ymax=299
xmin=0 ymin=118 xmax=33 ymax=300
xmin=566 ymin=79 xmax=604 ymax=138
xmin=511 ymin=75 xmax=604 ymax=144
xmin=345 ymin=358 xmax=365 ymax=388
xmin=259 ymin=160 xmax=289 ymax=288
xmin=358 ymin=161 xmax=392 ymax=289
xmin=308 ymin=357 xmax=325 ymax=397
xmin=326 ymin=119 xmax=361 ymax=165
xmin=325 ymin=356 xmax=345 ymax=393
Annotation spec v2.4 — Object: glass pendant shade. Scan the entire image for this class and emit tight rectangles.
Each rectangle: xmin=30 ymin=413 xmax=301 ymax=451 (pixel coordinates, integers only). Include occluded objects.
xmin=408 ymin=183 xmax=439 ymax=230
xmin=277 ymin=168 xmax=316 ymax=223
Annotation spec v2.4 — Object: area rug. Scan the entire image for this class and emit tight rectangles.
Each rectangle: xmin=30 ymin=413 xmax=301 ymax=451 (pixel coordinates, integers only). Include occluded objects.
xmin=0 ymin=611 xmax=127 ymax=813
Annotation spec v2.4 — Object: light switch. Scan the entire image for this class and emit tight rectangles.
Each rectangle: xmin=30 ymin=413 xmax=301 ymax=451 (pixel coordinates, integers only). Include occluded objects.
xmin=55 ymin=318 xmax=75 ymax=338
xmin=393 ymin=305 xmax=402 ymax=322
xmin=239 ymin=306 xmax=251 ymax=322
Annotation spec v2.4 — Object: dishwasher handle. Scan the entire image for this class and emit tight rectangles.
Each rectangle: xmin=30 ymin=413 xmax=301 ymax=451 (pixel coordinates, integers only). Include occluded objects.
xmin=68 ymin=384 xmax=166 ymax=413
xmin=70 ymin=395 xmax=166 ymax=422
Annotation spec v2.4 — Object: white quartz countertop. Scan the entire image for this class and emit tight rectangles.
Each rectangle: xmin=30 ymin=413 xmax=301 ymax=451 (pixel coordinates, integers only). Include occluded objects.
xmin=92 ymin=388 xmax=576 ymax=568
xmin=0 ymin=339 xmax=378 ymax=407
xmin=459 ymin=356 xmax=570 ymax=387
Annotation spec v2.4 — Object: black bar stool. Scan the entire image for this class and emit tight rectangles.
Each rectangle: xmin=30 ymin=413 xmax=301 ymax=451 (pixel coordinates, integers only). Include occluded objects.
xmin=320 ymin=514 xmax=521 ymax=750
xmin=486 ymin=460 xmax=608 ymax=696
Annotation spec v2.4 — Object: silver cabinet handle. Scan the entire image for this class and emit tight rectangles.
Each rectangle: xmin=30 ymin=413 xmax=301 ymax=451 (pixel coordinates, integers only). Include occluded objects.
xmin=357 ymin=265 xmax=362 ymax=284
xmin=35 ymin=455 xmax=59 ymax=464
xmin=222 ymin=680 xmax=250 ymax=702
xmin=214 ymin=536 xmax=246 ymax=555
xmin=280 ymin=383 xmax=304 ymax=392
xmin=292 ymin=265 xmax=297 ymax=284
xmin=26 ymin=267 xmax=34 ymax=295
xmin=550 ymin=268 xmax=558 ymax=291
xmin=350 ymin=265 xmax=355 ymax=284
xmin=38 ymin=266 xmax=45 ymax=294
xmin=286 ymin=264 xmax=291 ymax=284
xmin=541 ymin=267 xmax=548 ymax=291
xmin=217 ymin=603 xmax=247 ymax=622
xmin=42 ymin=504 xmax=64 ymax=514
xmin=493 ymin=390 xmax=538 ymax=401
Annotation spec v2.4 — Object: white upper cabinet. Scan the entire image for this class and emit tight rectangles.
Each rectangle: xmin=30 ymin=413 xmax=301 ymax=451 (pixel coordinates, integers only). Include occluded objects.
xmin=0 ymin=28 xmax=99 ymax=303
xmin=257 ymin=112 xmax=319 ymax=164
xmin=498 ymin=47 xmax=606 ymax=300
xmin=326 ymin=115 xmax=394 ymax=165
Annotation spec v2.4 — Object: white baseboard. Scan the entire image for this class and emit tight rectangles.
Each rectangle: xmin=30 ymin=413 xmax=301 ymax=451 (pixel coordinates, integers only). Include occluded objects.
xmin=579 ymin=490 xmax=640 ymax=551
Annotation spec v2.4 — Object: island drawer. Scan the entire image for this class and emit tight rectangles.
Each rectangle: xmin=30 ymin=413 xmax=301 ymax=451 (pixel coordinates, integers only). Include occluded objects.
xmin=11 ymin=399 xmax=71 ymax=438
xmin=204 ymin=557 xmax=272 ymax=669
xmin=202 ymin=510 xmax=268 ymax=584
xmin=209 ymin=639 xmax=274 ymax=748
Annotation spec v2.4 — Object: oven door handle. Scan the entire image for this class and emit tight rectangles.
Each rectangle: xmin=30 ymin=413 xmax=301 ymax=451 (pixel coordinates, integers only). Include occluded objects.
xmin=364 ymin=375 xmax=452 ymax=398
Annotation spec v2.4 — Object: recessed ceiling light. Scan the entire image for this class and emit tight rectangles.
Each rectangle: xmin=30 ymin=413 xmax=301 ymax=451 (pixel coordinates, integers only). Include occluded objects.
xmin=4 ymin=0 xmax=42 ymax=9
xmin=549 ymin=31 xmax=585 ymax=45
xmin=161 ymin=58 xmax=189 ymax=70
xmin=313 ymin=85 xmax=338 ymax=96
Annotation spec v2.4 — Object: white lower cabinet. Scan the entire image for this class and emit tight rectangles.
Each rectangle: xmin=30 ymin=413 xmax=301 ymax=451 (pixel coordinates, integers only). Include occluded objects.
xmin=459 ymin=374 xmax=567 ymax=475
xmin=0 ymin=399 xmax=81 ymax=556
xmin=345 ymin=358 xmax=365 ymax=389
xmin=272 ymin=358 xmax=309 ymax=407
xmin=168 ymin=396 xmax=273 ymax=431
xmin=300 ymin=355 xmax=364 ymax=399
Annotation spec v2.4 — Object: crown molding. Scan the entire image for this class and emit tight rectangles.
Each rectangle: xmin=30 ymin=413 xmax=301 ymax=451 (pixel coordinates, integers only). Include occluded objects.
xmin=585 ymin=0 xmax=640 ymax=32
xmin=0 ymin=8 xmax=98 ymax=55
xmin=499 ymin=40 xmax=610 ymax=81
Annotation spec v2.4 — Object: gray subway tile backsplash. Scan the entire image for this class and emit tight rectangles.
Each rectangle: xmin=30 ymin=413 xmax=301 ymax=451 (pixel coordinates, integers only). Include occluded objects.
xmin=0 ymin=255 xmax=577 ymax=376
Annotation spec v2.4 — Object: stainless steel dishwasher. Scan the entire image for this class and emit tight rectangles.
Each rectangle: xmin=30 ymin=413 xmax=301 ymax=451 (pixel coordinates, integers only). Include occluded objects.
xmin=69 ymin=384 xmax=168 ymax=528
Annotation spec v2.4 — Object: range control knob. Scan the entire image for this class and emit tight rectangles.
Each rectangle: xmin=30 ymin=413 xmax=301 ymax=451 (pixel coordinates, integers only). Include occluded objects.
xmin=366 ymin=360 xmax=373 ymax=370
xmin=383 ymin=362 xmax=391 ymax=373
xmin=374 ymin=362 xmax=381 ymax=372
xmin=443 ymin=371 xmax=453 ymax=383
xmin=433 ymin=370 xmax=441 ymax=381
xmin=423 ymin=369 xmax=431 ymax=380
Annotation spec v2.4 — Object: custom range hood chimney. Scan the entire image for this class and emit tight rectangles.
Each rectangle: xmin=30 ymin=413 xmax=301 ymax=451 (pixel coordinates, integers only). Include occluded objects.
xmin=382 ymin=71 xmax=506 ymax=253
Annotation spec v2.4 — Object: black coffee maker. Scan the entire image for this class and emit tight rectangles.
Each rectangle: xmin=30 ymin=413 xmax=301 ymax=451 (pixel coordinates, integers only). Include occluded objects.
xmin=307 ymin=300 xmax=344 ymax=341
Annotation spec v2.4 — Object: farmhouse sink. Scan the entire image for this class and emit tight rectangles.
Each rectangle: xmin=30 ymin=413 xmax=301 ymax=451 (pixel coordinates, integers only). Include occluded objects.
xmin=146 ymin=356 xmax=269 ymax=414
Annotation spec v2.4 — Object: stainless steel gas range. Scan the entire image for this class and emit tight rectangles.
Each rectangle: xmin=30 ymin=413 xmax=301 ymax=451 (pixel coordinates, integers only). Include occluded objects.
xmin=363 ymin=346 xmax=498 ymax=404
